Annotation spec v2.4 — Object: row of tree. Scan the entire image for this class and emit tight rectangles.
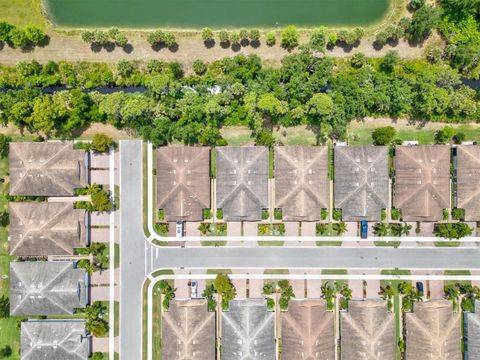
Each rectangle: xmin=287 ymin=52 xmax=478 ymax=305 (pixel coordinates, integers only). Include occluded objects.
xmin=0 ymin=21 xmax=47 ymax=49
xmin=81 ymin=28 xmax=129 ymax=47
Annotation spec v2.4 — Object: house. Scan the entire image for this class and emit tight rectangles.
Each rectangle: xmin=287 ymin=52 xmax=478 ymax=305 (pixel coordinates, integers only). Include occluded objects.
xmin=394 ymin=145 xmax=451 ymax=221
xmin=274 ymin=146 xmax=329 ymax=221
xmin=456 ymin=145 xmax=480 ymax=221
xmin=216 ymin=147 xmax=269 ymax=221
xmin=156 ymin=146 xmax=211 ymax=221
xmin=162 ymin=299 xmax=215 ymax=359
xmin=405 ymin=300 xmax=461 ymax=360
xmin=221 ymin=299 xmax=275 ymax=359
xmin=282 ymin=299 xmax=335 ymax=360
xmin=9 ymin=202 xmax=87 ymax=256
xmin=10 ymin=261 xmax=88 ymax=316
xmin=21 ymin=320 xmax=90 ymax=360
xmin=9 ymin=141 xmax=88 ymax=197
xmin=465 ymin=301 xmax=480 ymax=360
xmin=334 ymin=146 xmax=389 ymax=221
xmin=340 ymin=299 xmax=395 ymax=360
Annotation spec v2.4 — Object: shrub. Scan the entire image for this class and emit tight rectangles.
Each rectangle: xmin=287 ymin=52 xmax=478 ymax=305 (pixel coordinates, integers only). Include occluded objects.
xmin=147 ymin=30 xmax=164 ymax=46
xmin=274 ymin=208 xmax=282 ymax=220
xmin=249 ymin=29 xmax=260 ymax=42
xmin=320 ymin=208 xmax=328 ymax=221
xmin=203 ymin=208 xmax=212 ymax=220
xmin=266 ymin=31 xmax=276 ymax=46
xmin=309 ymin=26 xmax=327 ymax=49
xmin=266 ymin=297 xmax=275 ymax=310
xmin=261 ymin=209 xmax=269 ymax=220
xmin=451 ymin=208 xmax=465 ymax=221
xmin=201 ymin=27 xmax=214 ymax=43
xmin=442 ymin=209 xmax=449 ymax=220
xmin=380 ymin=50 xmax=400 ymax=72
xmin=372 ymin=126 xmax=396 ymax=145
xmin=230 ymin=33 xmax=240 ymax=46
xmin=0 ymin=21 xmax=14 ymax=42
xmin=114 ymin=32 xmax=128 ymax=47
xmin=281 ymin=25 xmax=299 ymax=50
xmin=81 ymin=31 xmax=95 ymax=43
xmin=92 ymin=133 xmax=114 ymax=152
xmin=255 ymin=129 xmax=275 ymax=147
xmin=218 ymin=30 xmax=229 ymax=44
xmin=434 ymin=222 xmax=472 ymax=239
xmin=409 ymin=0 xmax=425 ymax=11
xmin=327 ymin=32 xmax=337 ymax=47
xmin=434 ymin=126 xmax=455 ymax=144
xmin=454 ymin=132 xmax=466 ymax=144
xmin=216 ymin=209 xmax=224 ymax=220
xmin=192 ymin=59 xmax=207 ymax=75
xmin=24 ymin=26 xmax=46 ymax=45
xmin=350 ymin=53 xmax=367 ymax=68
xmin=391 ymin=208 xmax=402 ymax=220
xmin=163 ymin=32 xmax=176 ymax=47
xmin=8 ymin=28 xmax=28 ymax=48
xmin=332 ymin=209 xmax=342 ymax=221
xmin=239 ymin=28 xmax=249 ymax=40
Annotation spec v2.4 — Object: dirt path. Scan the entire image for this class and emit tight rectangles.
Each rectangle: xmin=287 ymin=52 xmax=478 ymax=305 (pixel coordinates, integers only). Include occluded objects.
xmin=0 ymin=31 xmax=439 ymax=67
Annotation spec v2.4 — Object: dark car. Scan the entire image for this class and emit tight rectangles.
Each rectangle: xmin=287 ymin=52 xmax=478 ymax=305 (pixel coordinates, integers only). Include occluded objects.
xmin=360 ymin=220 xmax=368 ymax=239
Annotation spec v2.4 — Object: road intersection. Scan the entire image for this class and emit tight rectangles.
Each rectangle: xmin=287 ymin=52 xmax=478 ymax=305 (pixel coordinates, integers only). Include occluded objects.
xmin=119 ymin=140 xmax=480 ymax=359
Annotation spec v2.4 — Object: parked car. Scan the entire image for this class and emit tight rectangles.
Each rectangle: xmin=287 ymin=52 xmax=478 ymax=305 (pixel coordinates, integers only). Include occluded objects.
xmin=176 ymin=221 xmax=184 ymax=238
xmin=191 ymin=281 xmax=198 ymax=298
xmin=360 ymin=220 xmax=368 ymax=239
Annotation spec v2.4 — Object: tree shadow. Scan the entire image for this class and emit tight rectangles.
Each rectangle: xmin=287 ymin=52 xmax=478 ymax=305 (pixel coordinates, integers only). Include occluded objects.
xmin=220 ymin=40 xmax=230 ymax=49
xmin=387 ymin=38 xmax=399 ymax=47
xmin=37 ymin=35 xmax=51 ymax=48
xmin=90 ymin=43 xmax=102 ymax=53
xmin=122 ymin=43 xmax=134 ymax=53
xmin=0 ymin=42 xmax=4 ymax=51
xmin=231 ymin=43 xmax=241 ymax=52
xmin=250 ymin=39 xmax=260 ymax=48
xmin=104 ymin=42 xmax=116 ymax=52
xmin=151 ymin=43 xmax=165 ymax=52
xmin=204 ymin=39 xmax=215 ymax=48
xmin=240 ymin=39 xmax=250 ymax=47
xmin=168 ymin=43 xmax=179 ymax=52
xmin=372 ymin=41 xmax=385 ymax=51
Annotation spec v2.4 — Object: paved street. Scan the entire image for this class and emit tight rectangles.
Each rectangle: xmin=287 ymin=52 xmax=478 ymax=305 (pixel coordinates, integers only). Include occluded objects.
xmin=120 ymin=140 xmax=480 ymax=360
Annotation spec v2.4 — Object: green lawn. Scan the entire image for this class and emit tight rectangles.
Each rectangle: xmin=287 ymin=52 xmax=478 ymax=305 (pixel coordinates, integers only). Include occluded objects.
xmin=316 ymin=240 xmax=342 ymax=246
xmin=347 ymin=123 xmax=480 ymax=145
xmin=321 ymin=269 xmax=348 ymax=287
xmin=444 ymin=270 xmax=471 ymax=287
xmin=201 ymin=240 xmax=227 ymax=246
xmin=0 ymin=0 xmax=46 ymax=28
xmin=0 ymin=317 xmax=21 ymax=360
xmin=258 ymin=241 xmax=285 ymax=246
xmin=434 ymin=241 xmax=460 ymax=247
xmin=142 ymin=279 xmax=151 ymax=360
xmin=374 ymin=240 xmax=401 ymax=247
xmin=152 ymin=282 xmax=163 ymax=360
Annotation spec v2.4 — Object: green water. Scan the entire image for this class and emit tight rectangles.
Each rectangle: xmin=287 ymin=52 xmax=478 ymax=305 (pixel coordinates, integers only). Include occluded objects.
xmin=44 ymin=0 xmax=390 ymax=28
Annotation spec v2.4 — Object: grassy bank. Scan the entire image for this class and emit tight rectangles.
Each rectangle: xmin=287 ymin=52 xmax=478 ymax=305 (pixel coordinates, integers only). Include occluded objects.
xmin=0 ymin=0 xmax=46 ymax=28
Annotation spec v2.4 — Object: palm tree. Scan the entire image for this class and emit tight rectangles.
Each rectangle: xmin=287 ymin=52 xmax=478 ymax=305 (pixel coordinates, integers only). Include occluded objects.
xmin=389 ymin=223 xmax=403 ymax=237
xmin=402 ymin=222 xmax=412 ymax=236
xmin=378 ymin=285 xmax=394 ymax=300
xmin=373 ymin=222 xmax=389 ymax=236
xmin=333 ymin=222 xmax=348 ymax=235
xmin=316 ymin=223 xmax=328 ymax=235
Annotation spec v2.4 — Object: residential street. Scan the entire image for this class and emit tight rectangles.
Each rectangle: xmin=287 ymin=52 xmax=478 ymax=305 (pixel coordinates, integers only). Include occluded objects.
xmin=120 ymin=140 xmax=480 ymax=360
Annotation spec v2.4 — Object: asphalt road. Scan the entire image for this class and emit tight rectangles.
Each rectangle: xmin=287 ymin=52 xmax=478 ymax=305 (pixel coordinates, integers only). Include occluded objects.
xmin=120 ymin=140 xmax=480 ymax=360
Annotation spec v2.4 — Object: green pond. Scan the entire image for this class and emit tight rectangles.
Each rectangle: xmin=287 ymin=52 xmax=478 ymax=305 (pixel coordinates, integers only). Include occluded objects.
xmin=44 ymin=0 xmax=390 ymax=28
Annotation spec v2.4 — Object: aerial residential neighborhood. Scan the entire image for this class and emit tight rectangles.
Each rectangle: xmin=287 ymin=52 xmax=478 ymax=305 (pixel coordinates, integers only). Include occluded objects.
xmin=1 ymin=0 xmax=480 ymax=359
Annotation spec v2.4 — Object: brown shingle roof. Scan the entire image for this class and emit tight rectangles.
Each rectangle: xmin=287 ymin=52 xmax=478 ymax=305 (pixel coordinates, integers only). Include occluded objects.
xmin=456 ymin=145 xmax=480 ymax=220
xmin=282 ymin=299 xmax=335 ymax=360
xmin=334 ymin=146 xmax=389 ymax=221
xmin=406 ymin=300 xmax=461 ymax=360
xmin=274 ymin=146 xmax=329 ymax=221
xmin=162 ymin=299 xmax=215 ymax=360
xmin=216 ymin=147 xmax=269 ymax=221
xmin=340 ymin=300 xmax=395 ymax=360
xmin=9 ymin=142 xmax=87 ymax=197
xmin=156 ymin=146 xmax=211 ymax=221
xmin=9 ymin=202 xmax=86 ymax=256
xmin=394 ymin=145 xmax=450 ymax=221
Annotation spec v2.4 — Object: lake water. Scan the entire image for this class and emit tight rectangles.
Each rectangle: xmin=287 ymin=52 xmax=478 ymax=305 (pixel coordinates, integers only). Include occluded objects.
xmin=44 ymin=0 xmax=390 ymax=28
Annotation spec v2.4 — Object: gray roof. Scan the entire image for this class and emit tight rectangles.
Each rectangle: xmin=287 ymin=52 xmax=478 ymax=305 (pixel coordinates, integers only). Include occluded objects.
xmin=456 ymin=145 xmax=480 ymax=221
xmin=282 ymin=299 xmax=335 ymax=360
xmin=9 ymin=202 xmax=86 ymax=256
xmin=221 ymin=299 xmax=275 ymax=360
xmin=21 ymin=320 xmax=89 ymax=360
xmin=340 ymin=299 xmax=395 ymax=360
xmin=162 ymin=299 xmax=215 ymax=360
xmin=9 ymin=141 xmax=87 ymax=196
xmin=216 ymin=147 xmax=269 ymax=221
xmin=466 ymin=301 xmax=480 ymax=360
xmin=406 ymin=300 xmax=461 ymax=360
xmin=274 ymin=146 xmax=329 ymax=221
xmin=334 ymin=146 xmax=389 ymax=221
xmin=394 ymin=145 xmax=451 ymax=221
xmin=156 ymin=146 xmax=211 ymax=221
xmin=10 ymin=262 xmax=87 ymax=316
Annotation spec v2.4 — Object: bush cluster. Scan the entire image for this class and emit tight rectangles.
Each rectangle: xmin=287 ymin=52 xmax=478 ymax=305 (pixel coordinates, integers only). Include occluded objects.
xmin=0 ymin=21 xmax=46 ymax=49
xmin=81 ymin=28 xmax=128 ymax=47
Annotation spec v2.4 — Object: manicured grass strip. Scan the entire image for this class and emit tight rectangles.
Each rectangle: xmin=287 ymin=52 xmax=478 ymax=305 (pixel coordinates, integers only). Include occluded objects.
xmin=434 ymin=241 xmax=460 ymax=247
xmin=258 ymin=241 xmax=284 ymax=246
xmin=315 ymin=240 xmax=342 ymax=246
xmin=142 ymin=279 xmax=151 ymax=360
xmin=152 ymin=282 xmax=163 ymax=360
xmin=0 ymin=317 xmax=21 ymax=360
